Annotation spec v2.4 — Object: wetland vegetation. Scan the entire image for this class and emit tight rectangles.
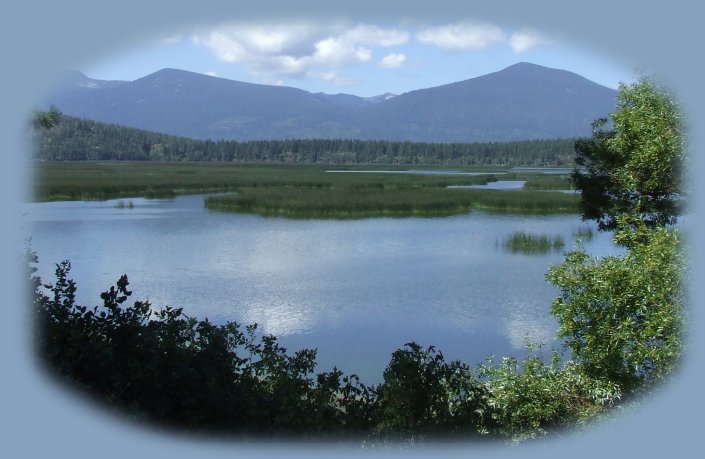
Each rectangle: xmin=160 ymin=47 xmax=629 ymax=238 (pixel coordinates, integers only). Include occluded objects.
xmin=30 ymin=161 xmax=579 ymax=218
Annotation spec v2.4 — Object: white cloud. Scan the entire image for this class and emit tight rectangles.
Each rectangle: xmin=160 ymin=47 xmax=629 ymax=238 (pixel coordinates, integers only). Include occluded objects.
xmin=343 ymin=24 xmax=409 ymax=47
xmin=311 ymin=36 xmax=372 ymax=67
xmin=510 ymin=29 xmax=554 ymax=53
xmin=378 ymin=53 xmax=407 ymax=69
xmin=205 ymin=71 xmax=219 ymax=77
xmin=191 ymin=22 xmax=410 ymax=85
xmin=416 ymin=22 xmax=506 ymax=50
xmin=192 ymin=24 xmax=317 ymax=59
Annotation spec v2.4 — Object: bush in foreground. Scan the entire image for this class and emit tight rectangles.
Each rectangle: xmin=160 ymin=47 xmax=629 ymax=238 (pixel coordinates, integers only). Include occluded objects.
xmin=28 ymin=248 xmax=624 ymax=443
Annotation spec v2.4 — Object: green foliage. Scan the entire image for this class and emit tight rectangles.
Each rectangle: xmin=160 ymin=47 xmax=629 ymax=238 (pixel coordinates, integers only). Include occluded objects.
xmin=553 ymin=77 xmax=688 ymax=397
xmin=479 ymin=352 xmax=620 ymax=441
xmin=547 ymin=226 xmax=685 ymax=393
xmin=375 ymin=343 xmax=487 ymax=440
xmin=572 ymin=78 xmax=685 ymax=231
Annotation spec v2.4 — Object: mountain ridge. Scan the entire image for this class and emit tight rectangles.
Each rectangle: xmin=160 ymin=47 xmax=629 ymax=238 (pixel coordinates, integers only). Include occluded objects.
xmin=46 ymin=62 xmax=618 ymax=142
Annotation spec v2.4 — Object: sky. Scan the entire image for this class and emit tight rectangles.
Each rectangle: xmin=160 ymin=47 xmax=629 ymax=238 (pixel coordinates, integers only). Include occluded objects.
xmin=82 ymin=20 xmax=635 ymax=97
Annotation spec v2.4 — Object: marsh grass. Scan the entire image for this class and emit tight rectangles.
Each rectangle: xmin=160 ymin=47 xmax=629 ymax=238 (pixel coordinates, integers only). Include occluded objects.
xmin=32 ymin=161 xmax=579 ymax=218
xmin=502 ymin=231 xmax=566 ymax=254
xmin=460 ymin=189 xmax=578 ymax=214
xmin=206 ymin=186 xmax=478 ymax=218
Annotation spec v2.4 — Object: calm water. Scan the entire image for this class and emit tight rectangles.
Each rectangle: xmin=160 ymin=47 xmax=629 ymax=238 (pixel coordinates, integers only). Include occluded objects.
xmin=447 ymin=180 xmax=527 ymax=190
xmin=21 ymin=194 xmax=619 ymax=383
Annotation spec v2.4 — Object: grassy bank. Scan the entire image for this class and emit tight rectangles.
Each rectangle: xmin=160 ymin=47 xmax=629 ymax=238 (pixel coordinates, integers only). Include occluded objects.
xmin=31 ymin=161 xmax=579 ymax=218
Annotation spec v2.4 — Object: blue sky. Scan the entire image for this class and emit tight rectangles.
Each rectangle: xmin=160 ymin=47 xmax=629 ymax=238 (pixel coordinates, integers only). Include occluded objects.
xmin=83 ymin=20 xmax=635 ymax=97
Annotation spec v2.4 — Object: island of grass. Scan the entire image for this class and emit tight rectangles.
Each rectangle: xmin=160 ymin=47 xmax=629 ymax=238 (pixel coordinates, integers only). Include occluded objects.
xmin=502 ymin=231 xmax=566 ymax=254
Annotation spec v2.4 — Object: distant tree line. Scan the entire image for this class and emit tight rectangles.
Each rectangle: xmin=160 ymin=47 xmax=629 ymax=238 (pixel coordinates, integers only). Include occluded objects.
xmin=32 ymin=115 xmax=577 ymax=166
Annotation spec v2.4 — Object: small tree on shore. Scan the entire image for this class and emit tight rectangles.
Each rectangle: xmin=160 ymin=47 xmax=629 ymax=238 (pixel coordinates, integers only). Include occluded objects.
xmin=550 ymin=78 xmax=686 ymax=394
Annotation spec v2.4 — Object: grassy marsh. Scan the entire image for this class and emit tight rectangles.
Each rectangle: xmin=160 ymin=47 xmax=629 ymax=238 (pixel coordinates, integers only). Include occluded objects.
xmin=31 ymin=161 xmax=580 ymax=218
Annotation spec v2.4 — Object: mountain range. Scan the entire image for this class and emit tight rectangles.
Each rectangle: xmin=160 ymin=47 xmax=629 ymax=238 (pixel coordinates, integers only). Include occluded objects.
xmin=45 ymin=62 xmax=618 ymax=143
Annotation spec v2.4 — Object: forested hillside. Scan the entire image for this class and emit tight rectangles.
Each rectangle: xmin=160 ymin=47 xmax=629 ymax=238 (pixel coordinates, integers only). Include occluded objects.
xmin=33 ymin=115 xmax=577 ymax=166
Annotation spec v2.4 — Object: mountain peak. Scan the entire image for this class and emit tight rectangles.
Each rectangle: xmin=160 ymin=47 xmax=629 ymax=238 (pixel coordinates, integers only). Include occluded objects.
xmin=494 ymin=61 xmax=565 ymax=77
xmin=139 ymin=68 xmax=202 ymax=81
xmin=505 ymin=61 xmax=546 ymax=70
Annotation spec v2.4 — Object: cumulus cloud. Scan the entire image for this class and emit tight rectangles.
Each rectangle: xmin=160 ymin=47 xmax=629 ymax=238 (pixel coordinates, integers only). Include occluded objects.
xmin=205 ymin=71 xmax=219 ymax=77
xmin=192 ymin=24 xmax=316 ymax=59
xmin=416 ymin=22 xmax=506 ymax=50
xmin=191 ymin=22 xmax=409 ymax=84
xmin=510 ymin=29 xmax=554 ymax=53
xmin=311 ymin=36 xmax=372 ymax=67
xmin=378 ymin=53 xmax=407 ymax=68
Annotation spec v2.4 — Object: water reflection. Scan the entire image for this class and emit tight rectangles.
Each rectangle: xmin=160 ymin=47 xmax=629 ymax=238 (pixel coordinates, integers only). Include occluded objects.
xmin=23 ymin=194 xmax=620 ymax=382
xmin=504 ymin=303 xmax=558 ymax=350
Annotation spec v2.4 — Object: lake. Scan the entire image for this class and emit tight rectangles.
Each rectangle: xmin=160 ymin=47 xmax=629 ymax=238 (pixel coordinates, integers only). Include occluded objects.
xmin=21 ymin=194 xmax=620 ymax=383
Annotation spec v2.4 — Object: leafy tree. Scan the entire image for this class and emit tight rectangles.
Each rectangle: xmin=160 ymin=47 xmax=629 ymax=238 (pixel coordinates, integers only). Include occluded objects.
xmin=550 ymin=78 xmax=687 ymax=395
xmin=375 ymin=343 xmax=487 ymax=440
xmin=572 ymin=78 xmax=684 ymax=231
xmin=547 ymin=226 xmax=685 ymax=393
